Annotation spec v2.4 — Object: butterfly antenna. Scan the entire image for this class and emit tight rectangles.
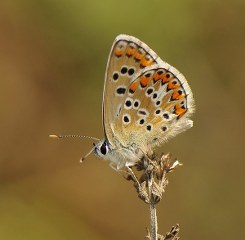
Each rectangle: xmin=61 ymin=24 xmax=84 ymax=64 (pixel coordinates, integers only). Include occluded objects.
xmin=49 ymin=134 xmax=99 ymax=163
xmin=49 ymin=134 xmax=100 ymax=142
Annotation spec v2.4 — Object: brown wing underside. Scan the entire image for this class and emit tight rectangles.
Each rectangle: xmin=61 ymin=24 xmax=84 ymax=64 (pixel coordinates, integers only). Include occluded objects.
xmin=102 ymin=34 xmax=194 ymax=151
xmin=102 ymin=35 xmax=161 ymax=147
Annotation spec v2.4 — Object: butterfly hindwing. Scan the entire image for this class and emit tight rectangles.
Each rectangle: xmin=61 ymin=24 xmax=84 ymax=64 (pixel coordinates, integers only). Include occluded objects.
xmin=113 ymin=64 xmax=194 ymax=151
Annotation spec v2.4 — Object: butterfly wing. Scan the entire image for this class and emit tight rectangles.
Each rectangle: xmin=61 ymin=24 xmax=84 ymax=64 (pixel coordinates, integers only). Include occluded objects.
xmin=102 ymin=34 xmax=195 ymax=155
xmin=116 ymin=64 xmax=195 ymax=154
xmin=102 ymin=34 xmax=163 ymax=147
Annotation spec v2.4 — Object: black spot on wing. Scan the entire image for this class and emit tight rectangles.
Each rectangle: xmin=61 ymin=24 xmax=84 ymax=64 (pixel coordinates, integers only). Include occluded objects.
xmin=116 ymin=87 xmax=126 ymax=95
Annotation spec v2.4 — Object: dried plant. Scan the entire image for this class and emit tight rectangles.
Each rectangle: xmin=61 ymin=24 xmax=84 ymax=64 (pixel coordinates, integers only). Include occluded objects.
xmin=50 ymin=134 xmax=182 ymax=239
xmin=123 ymin=152 xmax=182 ymax=240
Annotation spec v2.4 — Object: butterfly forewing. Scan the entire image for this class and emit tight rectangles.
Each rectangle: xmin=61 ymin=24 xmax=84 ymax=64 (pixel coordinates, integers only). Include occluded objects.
xmin=103 ymin=34 xmax=195 ymax=156
xmin=103 ymin=35 xmax=162 ymax=146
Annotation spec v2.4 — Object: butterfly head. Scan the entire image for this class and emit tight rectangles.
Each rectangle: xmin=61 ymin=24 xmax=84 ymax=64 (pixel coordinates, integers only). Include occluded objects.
xmin=94 ymin=139 xmax=110 ymax=158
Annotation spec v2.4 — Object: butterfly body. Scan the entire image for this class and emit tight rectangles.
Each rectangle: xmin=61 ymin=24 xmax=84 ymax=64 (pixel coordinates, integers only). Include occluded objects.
xmin=93 ymin=34 xmax=195 ymax=170
xmin=94 ymin=139 xmax=144 ymax=169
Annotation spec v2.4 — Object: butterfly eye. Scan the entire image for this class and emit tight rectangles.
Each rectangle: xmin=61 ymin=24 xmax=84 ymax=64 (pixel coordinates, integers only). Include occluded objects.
xmin=100 ymin=142 xmax=108 ymax=155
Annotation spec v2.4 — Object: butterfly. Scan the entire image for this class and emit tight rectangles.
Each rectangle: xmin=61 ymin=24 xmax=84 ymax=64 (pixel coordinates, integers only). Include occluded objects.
xmin=51 ymin=34 xmax=195 ymax=170
xmin=90 ymin=34 xmax=195 ymax=170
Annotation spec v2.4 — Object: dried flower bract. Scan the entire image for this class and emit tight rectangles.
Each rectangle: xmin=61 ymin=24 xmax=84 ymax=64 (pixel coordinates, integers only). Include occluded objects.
xmin=124 ymin=152 xmax=182 ymax=240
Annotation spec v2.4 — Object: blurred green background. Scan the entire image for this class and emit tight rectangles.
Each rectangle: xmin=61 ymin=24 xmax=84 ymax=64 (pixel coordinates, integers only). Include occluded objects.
xmin=0 ymin=0 xmax=244 ymax=239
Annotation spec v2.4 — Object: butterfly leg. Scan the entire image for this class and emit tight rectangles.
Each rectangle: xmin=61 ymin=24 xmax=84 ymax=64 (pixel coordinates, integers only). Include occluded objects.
xmin=126 ymin=164 xmax=149 ymax=203
xmin=125 ymin=165 xmax=140 ymax=185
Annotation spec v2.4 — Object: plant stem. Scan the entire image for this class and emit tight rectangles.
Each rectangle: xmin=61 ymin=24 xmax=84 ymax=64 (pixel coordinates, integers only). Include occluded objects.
xmin=148 ymin=171 xmax=158 ymax=240
xmin=150 ymin=200 xmax=158 ymax=240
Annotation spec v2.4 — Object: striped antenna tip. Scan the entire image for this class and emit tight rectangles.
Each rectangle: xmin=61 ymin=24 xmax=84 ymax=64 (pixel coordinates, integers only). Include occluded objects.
xmin=49 ymin=134 xmax=59 ymax=138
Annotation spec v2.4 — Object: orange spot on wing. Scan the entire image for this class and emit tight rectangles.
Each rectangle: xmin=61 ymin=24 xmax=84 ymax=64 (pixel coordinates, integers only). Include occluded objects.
xmin=152 ymin=72 xmax=173 ymax=84
xmin=140 ymin=76 xmax=150 ymax=87
xmin=174 ymin=104 xmax=187 ymax=118
xmin=126 ymin=47 xmax=136 ymax=57
xmin=152 ymin=73 xmax=161 ymax=83
xmin=162 ymin=75 xmax=174 ymax=84
xmin=129 ymin=82 xmax=138 ymax=93
xmin=140 ymin=57 xmax=153 ymax=67
xmin=167 ymin=81 xmax=180 ymax=91
xmin=115 ymin=49 xmax=124 ymax=57
xmin=171 ymin=90 xmax=185 ymax=100
xmin=134 ymin=50 xmax=144 ymax=61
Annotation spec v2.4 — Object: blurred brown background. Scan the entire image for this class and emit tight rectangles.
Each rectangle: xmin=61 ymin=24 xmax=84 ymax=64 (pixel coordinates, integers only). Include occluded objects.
xmin=0 ymin=0 xmax=244 ymax=239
